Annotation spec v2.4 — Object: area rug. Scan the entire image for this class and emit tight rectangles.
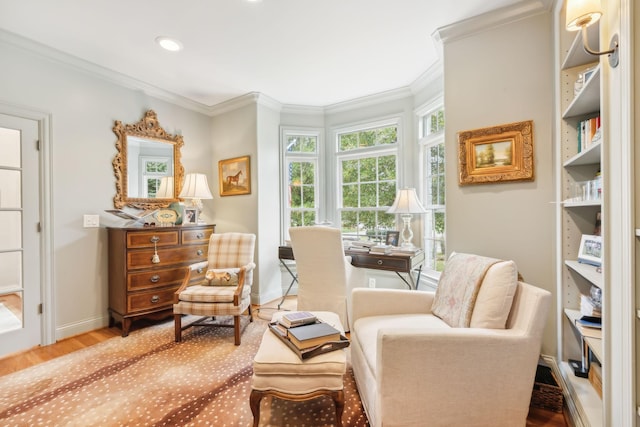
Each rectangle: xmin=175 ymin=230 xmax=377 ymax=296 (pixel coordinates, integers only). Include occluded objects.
xmin=0 ymin=317 xmax=369 ymax=426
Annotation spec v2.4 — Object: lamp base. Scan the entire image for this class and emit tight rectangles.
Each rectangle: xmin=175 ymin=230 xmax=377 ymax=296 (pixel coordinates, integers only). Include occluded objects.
xmin=400 ymin=214 xmax=414 ymax=248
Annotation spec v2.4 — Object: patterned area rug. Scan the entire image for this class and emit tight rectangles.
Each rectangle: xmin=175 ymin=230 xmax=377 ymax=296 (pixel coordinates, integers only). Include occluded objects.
xmin=0 ymin=317 xmax=369 ymax=426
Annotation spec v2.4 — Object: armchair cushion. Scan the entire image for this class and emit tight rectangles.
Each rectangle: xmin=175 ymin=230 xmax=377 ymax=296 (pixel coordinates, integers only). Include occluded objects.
xmin=470 ymin=259 xmax=518 ymax=328
xmin=431 ymin=253 xmax=500 ymax=327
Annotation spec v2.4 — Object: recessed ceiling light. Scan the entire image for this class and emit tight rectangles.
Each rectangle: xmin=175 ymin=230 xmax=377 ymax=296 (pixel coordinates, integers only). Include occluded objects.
xmin=155 ymin=36 xmax=183 ymax=52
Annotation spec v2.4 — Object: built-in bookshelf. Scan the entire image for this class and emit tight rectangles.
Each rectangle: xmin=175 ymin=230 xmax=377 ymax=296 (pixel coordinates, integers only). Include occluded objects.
xmin=557 ymin=14 xmax=604 ymax=427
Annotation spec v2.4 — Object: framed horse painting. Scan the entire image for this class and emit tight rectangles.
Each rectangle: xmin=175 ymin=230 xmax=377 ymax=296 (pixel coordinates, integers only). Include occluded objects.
xmin=218 ymin=155 xmax=251 ymax=196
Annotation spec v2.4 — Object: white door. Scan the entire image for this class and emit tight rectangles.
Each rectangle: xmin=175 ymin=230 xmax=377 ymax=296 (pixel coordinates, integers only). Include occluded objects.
xmin=0 ymin=114 xmax=41 ymax=358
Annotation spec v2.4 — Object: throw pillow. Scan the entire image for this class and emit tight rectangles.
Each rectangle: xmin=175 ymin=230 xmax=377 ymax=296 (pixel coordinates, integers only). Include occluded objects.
xmin=431 ymin=252 xmax=500 ymax=327
xmin=205 ymin=269 xmax=239 ymax=286
xmin=469 ymin=260 xmax=518 ymax=329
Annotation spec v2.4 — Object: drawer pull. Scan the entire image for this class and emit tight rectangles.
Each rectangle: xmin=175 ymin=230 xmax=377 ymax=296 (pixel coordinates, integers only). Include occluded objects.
xmin=150 ymin=275 xmax=160 ymax=283
xmin=197 ymin=249 xmax=204 ymax=256
xmin=196 ymin=233 xmax=205 ymax=239
xmin=377 ymin=260 xmax=383 ymax=265
xmin=150 ymin=295 xmax=160 ymax=304
xmin=197 ymin=268 xmax=204 ymax=274
xmin=150 ymin=236 xmax=160 ymax=243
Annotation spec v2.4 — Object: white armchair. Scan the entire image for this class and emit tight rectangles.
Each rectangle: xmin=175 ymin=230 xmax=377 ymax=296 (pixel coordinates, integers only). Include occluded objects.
xmin=289 ymin=226 xmax=366 ymax=331
xmin=350 ymin=253 xmax=551 ymax=427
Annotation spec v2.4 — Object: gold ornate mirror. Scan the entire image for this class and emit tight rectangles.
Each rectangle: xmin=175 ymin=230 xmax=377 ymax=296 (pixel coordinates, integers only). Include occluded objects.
xmin=112 ymin=110 xmax=184 ymax=209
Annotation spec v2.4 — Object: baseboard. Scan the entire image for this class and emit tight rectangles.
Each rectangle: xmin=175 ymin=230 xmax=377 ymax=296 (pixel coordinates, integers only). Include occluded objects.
xmin=56 ymin=315 xmax=109 ymax=341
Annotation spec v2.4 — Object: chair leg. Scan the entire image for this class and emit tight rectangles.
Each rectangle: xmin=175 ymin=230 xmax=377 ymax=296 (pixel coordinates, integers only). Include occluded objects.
xmin=234 ymin=315 xmax=241 ymax=345
xmin=248 ymin=305 xmax=254 ymax=322
xmin=174 ymin=314 xmax=182 ymax=342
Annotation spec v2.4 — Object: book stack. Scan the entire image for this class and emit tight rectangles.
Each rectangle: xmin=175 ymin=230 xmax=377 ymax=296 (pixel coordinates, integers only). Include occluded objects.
xmin=370 ymin=244 xmax=392 ymax=254
xmin=270 ymin=311 xmax=349 ymax=359
xmin=577 ymin=294 xmax=602 ymax=339
xmin=346 ymin=241 xmax=373 ymax=253
xmin=389 ymin=247 xmax=422 ymax=256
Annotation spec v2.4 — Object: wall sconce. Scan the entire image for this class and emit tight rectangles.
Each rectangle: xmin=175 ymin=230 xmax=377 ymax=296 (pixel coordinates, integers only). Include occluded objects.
xmin=179 ymin=173 xmax=213 ymax=223
xmin=386 ymin=188 xmax=427 ymax=248
xmin=566 ymin=0 xmax=619 ymax=67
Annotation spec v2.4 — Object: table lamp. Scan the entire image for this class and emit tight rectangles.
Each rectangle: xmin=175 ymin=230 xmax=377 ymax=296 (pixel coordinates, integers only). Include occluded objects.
xmin=155 ymin=176 xmax=174 ymax=198
xmin=179 ymin=173 xmax=213 ymax=223
xmin=386 ymin=188 xmax=427 ymax=248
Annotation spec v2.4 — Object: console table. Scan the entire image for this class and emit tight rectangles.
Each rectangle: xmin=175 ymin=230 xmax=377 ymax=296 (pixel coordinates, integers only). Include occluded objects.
xmin=107 ymin=224 xmax=215 ymax=336
xmin=278 ymin=245 xmax=424 ymax=308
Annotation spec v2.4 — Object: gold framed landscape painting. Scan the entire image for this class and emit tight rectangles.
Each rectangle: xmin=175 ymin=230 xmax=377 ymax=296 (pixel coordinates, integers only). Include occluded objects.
xmin=457 ymin=120 xmax=534 ymax=185
xmin=219 ymin=155 xmax=251 ymax=196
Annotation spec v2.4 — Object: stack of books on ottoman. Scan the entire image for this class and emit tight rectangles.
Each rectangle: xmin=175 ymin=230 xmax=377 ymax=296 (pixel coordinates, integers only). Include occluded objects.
xmin=269 ymin=311 xmax=349 ymax=360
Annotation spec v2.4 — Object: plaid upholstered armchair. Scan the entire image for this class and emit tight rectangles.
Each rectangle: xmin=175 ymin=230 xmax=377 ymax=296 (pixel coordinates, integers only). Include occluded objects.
xmin=173 ymin=232 xmax=256 ymax=345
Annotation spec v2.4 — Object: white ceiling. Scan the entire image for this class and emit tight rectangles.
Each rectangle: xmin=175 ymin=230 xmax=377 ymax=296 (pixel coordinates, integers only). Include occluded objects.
xmin=0 ymin=0 xmax=525 ymax=108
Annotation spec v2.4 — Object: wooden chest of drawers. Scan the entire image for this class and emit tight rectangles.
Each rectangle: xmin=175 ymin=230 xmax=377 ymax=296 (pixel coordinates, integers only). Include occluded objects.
xmin=107 ymin=224 xmax=215 ymax=336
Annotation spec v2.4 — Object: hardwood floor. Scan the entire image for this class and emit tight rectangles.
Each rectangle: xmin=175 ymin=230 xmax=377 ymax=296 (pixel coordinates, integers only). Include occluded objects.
xmin=0 ymin=299 xmax=569 ymax=427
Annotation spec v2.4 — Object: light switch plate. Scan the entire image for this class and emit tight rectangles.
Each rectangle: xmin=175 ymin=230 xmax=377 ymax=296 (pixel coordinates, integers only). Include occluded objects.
xmin=83 ymin=214 xmax=100 ymax=228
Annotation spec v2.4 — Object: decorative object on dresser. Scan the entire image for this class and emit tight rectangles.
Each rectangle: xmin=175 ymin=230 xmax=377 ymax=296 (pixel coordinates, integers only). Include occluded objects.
xmin=174 ymin=232 xmax=256 ymax=345
xmin=179 ymin=173 xmax=213 ymax=224
xmin=112 ymin=110 xmax=185 ymax=210
xmin=107 ymin=224 xmax=215 ymax=336
xmin=457 ymin=120 xmax=535 ymax=185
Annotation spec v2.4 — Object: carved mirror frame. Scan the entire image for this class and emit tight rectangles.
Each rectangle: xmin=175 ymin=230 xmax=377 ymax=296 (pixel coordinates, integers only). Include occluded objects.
xmin=112 ymin=110 xmax=184 ymax=209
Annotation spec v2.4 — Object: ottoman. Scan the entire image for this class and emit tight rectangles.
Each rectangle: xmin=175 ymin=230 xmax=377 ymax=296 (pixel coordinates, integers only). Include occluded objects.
xmin=250 ymin=311 xmax=347 ymax=427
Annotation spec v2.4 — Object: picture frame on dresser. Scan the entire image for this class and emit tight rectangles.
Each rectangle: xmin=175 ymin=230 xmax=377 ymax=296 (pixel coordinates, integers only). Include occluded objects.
xmin=183 ymin=208 xmax=198 ymax=225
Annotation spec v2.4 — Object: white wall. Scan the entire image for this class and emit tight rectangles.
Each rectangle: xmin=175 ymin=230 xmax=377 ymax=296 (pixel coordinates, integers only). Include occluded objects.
xmin=0 ymin=38 xmax=212 ymax=339
xmin=441 ymin=11 xmax=556 ymax=353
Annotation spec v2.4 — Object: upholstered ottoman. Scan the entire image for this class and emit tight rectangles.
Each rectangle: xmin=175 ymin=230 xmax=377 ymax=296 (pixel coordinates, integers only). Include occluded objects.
xmin=250 ymin=311 xmax=347 ymax=427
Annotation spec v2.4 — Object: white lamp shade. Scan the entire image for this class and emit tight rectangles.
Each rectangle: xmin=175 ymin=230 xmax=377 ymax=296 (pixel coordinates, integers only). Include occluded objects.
xmin=179 ymin=173 xmax=213 ymax=200
xmin=566 ymin=0 xmax=602 ymax=31
xmin=156 ymin=176 xmax=174 ymax=198
xmin=386 ymin=188 xmax=427 ymax=214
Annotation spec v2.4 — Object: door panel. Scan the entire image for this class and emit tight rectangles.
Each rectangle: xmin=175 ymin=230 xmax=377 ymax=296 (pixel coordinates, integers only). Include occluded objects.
xmin=0 ymin=114 xmax=41 ymax=358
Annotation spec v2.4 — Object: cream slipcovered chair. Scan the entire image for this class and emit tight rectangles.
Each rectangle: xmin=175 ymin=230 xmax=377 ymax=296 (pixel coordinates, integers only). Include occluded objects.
xmin=350 ymin=252 xmax=552 ymax=427
xmin=289 ymin=226 xmax=366 ymax=331
xmin=174 ymin=232 xmax=256 ymax=345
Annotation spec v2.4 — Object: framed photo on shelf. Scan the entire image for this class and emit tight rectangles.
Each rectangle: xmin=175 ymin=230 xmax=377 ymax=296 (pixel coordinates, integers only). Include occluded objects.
xmin=457 ymin=120 xmax=534 ymax=185
xmin=219 ymin=155 xmax=251 ymax=196
xmin=385 ymin=231 xmax=400 ymax=246
xmin=578 ymin=234 xmax=602 ymax=267
xmin=183 ymin=208 xmax=198 ymax=225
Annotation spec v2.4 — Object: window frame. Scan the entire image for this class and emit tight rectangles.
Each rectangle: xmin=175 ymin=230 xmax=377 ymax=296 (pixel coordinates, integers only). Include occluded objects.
xmin=280 ymin=127 xmax=324 ymax=241
xmin=333 ymin=116 xmax=401 ymax=240
xmin=417 ymin=98 xmax=445 ymax=280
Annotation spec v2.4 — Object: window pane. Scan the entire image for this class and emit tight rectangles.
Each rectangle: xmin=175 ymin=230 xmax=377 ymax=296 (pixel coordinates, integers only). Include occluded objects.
xmin=359 ymin=157 xmax=376 ymax=182
xmin=302 ymin=186 xmax=315 ymax=208
xmin=0 ymin=170 xmax=21 ymax=208
xmin=290 ymin=211 xmax=302 ymax=227
xmin=339 ymin=133 xmax=358 ymax=151
xmin=341 ymin=211 xmax=358 ymax=234
xmin=0 ymin=128 xmax=20 ymax=168
xmin=0 ymin=212 xmax=21 ymax=250
xmin=302 ymin=211 xmax=316 ymax=225
xmin=339 ymin=124 xmax=398 ymax=152
xmin=342 ymin=184 xmax=358 ymax=208
xmin=301 ymin=136 xmax=317 ymax=152
xmin=290 ymin=185 xmax=302 ymax=208
xmin=359 ymin=130 xmax=376 ymax=148
xmin=0 ymin=251 xmax=22 ymax=291
xmin=342 ymin=159 xmax=358 ymax=183
xmin=379 ymin=182 xmax=396 ymax=206
xmin=287 ymin=136 xmax=301 ymax=152
xmin=360 ymin=183 xmax=377 ymax=207
xmin=378 ymin=155 xmax=396 ymax=180
xmin=377 ymin=126 xmax=397 ymax=145
xmin=301 ymin=162 xmax=314 ymax=184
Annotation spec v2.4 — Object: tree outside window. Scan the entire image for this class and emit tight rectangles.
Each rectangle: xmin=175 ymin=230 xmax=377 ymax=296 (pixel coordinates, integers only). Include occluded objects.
xmin=283 ymin=131 xmax=320 ymax=230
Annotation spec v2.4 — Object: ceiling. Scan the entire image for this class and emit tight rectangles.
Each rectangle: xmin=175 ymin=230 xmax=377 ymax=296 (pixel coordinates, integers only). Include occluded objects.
xmin=0 ymin=0 xmax=526 ymax=108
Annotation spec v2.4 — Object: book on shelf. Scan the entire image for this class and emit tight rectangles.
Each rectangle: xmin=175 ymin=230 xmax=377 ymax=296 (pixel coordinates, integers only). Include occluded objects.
xmin=576 ymin=115 xmax=601 ymax=153
xmin=346 ymin=246 xmax=370 ymax=253
xmin=279 ymin=311 xmax=317 ymax=328
xmin=286 ymin=322 xmax=342 ymax=350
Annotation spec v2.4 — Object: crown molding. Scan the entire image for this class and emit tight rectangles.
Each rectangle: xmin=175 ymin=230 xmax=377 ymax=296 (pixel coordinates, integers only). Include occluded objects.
xmin=0 ymin=29 xmax=213 ymax=116
xmin=433 ymin=0 xmax=553 ymax=45
xmin=323 ymin=86 xmax=413 ymax=115
xmin=410 ymin=59 xmax=443 ymax=96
